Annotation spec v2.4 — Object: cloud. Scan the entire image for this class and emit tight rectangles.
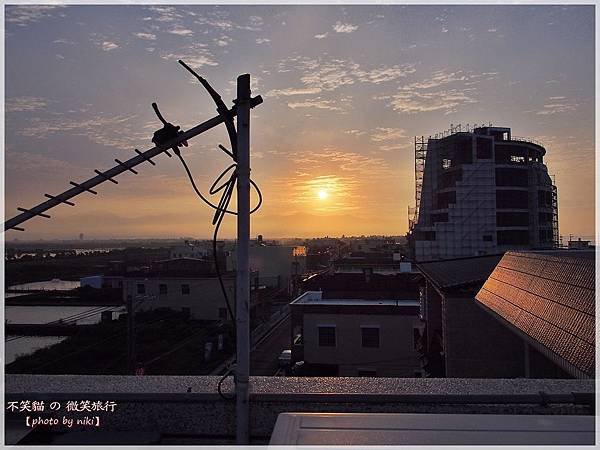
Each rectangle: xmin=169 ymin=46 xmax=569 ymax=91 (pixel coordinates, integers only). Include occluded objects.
xmin=355 ymin=65 xmax=416 ymax=84
xmin=255 ymin=38 xmax=270 ymax=44
xmin=53 ymin=38 xmax=76 ymax=45
xmin=6 ymin=96 xmax=47 ymax=113
xmin=147 ymin=5 xmax=182 ymax=23
xmin=5 ymin=149 xmax=80 ymax=175
xmin=18 ymin=113 xmax=147 ymax=150
xmin=215 ymin=35 xmax=233 ymax=47
xmin=537 ymin=101 xmax=578 ymax=115
xmin=6 ymin=5 xmax=66 ymax=27
xmin=278 ymin=56 xmax=415 ymax=92
xmin=385 ymin=89 xmax=478 ymax=114
xmin=287 ymin=98 xmax=345 ymax=112
xmin=160 ymin=43 xmax=217 ymax=68
xmin=100 ymin=41 xmax=119 ymax=51
xmin=345 ymin=129 xmax=367 ymax=136
xmin=370 ymin=127 xmax=407 ymax=142
xmin=168 ymin=27 xmax=194 ymax=36
xmin=133 ymin=32 xmax=156 ymax=41
xmin=266 ymin=87 xmax=322 ymax=98
xmin=377 ymin=69 xmax=490 ymax=114
xmin=333 ymin=21 xmax=358 ymax=33
xmin=314 ymin=32 xmax=329 ymax=39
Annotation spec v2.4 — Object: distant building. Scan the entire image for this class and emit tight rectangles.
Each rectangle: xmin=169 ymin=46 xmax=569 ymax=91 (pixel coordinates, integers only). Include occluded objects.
xmin=228 ymin=237 xmax=307 ymax=295
xmin=568 ymin=238 xmax=592 ymax=250
xmin=121 ymin=258 xmax=269 ymax=321
xmin=170 ymin=240 xmax=218 ymax=259
xmin=409 ymin=126 xmax=558 ymax=261
xmin=290 ymin=291 xmax=423 ymax=377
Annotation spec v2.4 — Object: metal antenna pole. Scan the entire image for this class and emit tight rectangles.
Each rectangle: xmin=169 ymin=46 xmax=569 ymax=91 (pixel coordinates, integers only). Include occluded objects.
xmin=235 ymin=74 xmax=251 ymax=444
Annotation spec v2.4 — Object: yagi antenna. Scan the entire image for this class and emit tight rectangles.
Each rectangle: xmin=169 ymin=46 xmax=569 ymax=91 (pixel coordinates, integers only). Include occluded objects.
xmin=4 ymin=62 xmax=263 ymax=232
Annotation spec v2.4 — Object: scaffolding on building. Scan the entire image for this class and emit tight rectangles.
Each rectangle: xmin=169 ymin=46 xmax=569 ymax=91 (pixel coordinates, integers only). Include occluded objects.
xmin=410 ymin=136 xmax=428 ymax=231
xmin=552 ymin=184 xmax=559 ymax=248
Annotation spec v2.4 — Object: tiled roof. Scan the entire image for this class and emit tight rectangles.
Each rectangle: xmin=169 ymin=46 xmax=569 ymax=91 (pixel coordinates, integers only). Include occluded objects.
xmin=416 ymin=254 xmax=504 ymax=290
xmin=475 ymin=251 xmax=595 ymax=378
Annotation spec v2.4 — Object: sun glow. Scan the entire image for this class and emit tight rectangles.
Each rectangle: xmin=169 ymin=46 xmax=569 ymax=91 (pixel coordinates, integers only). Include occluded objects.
xmin=317 ymin=189 xmax=328 ymax=200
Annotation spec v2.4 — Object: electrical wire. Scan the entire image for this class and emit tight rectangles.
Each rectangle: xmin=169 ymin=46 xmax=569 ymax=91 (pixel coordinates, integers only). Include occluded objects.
xmin=218 ymin=364 xmax=236 ymax=401
xmin=5 ymin=306 xmax=118 ymax=342
xmin=175 ymin=151 xmax=263 ymax=322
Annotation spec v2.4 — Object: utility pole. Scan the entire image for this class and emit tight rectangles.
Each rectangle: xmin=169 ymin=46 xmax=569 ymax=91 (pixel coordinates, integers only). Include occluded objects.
xmin=235 ymin=74 xmax=251 ymax=445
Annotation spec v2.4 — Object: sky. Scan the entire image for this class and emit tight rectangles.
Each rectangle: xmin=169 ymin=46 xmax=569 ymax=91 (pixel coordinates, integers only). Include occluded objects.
xmin=4 ymin=4 xmax=596 ymax=241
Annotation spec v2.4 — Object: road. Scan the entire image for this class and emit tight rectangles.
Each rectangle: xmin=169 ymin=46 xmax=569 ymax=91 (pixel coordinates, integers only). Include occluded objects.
xmin=250 ymin=315 xmax=290 ymax=376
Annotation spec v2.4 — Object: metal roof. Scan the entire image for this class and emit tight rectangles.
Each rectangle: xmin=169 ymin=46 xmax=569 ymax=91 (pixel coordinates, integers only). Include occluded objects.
xmin=475 ymin=251 xmax=595 ymax=378
xmin=416 ymin=254 xmax=504 ymax=290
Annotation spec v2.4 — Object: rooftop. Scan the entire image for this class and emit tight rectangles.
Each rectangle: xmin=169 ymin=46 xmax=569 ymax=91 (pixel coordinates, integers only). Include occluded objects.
xmin=291 ymin=291 xmax=419 ymax=306
xmin=416 ymin=254 xmax=504 ymax=291
xmin=475 ymin=250 xmax=595 ymax=379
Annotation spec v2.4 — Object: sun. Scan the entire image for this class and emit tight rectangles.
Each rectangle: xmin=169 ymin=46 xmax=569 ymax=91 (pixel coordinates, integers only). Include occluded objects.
xmin=317 ymin=189 xmax=328 ymax=200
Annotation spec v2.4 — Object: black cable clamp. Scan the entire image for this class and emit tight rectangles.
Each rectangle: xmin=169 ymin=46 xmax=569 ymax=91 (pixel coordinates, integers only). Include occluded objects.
xmin=151 ymin=102 xmax=188 ymax=156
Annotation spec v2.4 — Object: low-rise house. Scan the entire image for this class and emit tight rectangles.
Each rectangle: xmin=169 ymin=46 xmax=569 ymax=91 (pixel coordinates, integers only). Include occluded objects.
xmin=290 ymin=291 xmax=422 ymax=377
xmin=122 ymin=258 xmax=272 ymax=321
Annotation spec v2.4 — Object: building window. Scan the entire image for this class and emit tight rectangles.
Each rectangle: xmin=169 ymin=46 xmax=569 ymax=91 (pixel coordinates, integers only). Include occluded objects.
xmin=181 ymin=284 xmax=191 ymax=295
xmin=159 ymin=284 xmax=167 ymax=295
xmin=219 ymin=308 xmax=228 ymax=319
xmin=482 ymin=235 xmax=493 ymax=242
xmin=361 ymin=327 xmax=380 ymax=348
xmin=358 ymin=369 xmax=377 ymax=377
xmin=136 ymin=283 xmax=145 ymax=295
xmin=318 ymin=326 xmax=336 ymax=347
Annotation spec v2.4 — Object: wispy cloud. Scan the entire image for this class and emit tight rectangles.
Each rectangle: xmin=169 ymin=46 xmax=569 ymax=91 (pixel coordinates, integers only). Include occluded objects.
xmin=214 ymin=35 xmax=233 ymax=47
xmin=370 ymin=127 xmax=407 ymax=142
xmin=377 ymin=69 xmax=494 ymax=114
xmin=287 ymin=98 xmax=346 ymax=112
xmin=6 ymin=5 xmax=66 ymax=27
xmin=19 ymin=113 xmax=146 ymax=150
xmin=160 ymin=43 xmax=217 ymax=68
xmin=314 ymin=32 xmax=329 ymax=39
xmin=256 ymin=37 xmax=270 ymax=44
xmin=267 ymin=87 xmax=322 ymax=98
xmin=6 ymin=96 xmax=47 ymax=113
xmin=278 ymin=56 xmax=415 ymax=92
xmin=167 ymin=27 xmax=194 ymax=36
xmin=345 ymin=129 xmax=367 ymax=137
xmin=333 ymin=21 xmax=358 ymax=33
xmin=537 ymin=100 xmax=578 ymax=115
xmin=133 ymin=32 xmax=156 ymax=41
xmin=101 ymin=41 xmax=119 ymax=51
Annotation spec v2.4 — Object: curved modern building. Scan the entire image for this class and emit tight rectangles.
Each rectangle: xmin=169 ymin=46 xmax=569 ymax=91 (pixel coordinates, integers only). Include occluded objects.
xmin=409 ymin=126 xmax=558 ymax=262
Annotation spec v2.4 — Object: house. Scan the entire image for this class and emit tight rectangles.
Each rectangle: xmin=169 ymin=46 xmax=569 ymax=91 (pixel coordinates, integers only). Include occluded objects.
xmin=290 ymin=291 xmax=422 ymax=377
